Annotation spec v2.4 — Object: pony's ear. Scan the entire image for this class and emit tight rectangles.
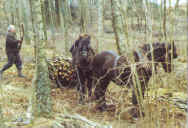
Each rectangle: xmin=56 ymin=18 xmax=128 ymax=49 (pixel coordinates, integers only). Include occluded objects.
xmin=70 ymin=39 xmax=79 ymax=53
xmin=85 ymin=34 xmax=91 ymax=41
xmin=74 ymin=39 xmax=79 ymax=47
xmin=86 ymin=35 xmax=91 ymax=40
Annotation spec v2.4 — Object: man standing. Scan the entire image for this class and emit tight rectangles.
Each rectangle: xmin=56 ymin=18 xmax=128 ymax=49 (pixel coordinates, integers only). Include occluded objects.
xmin=0 ymin=25 xmax=24 ymax=80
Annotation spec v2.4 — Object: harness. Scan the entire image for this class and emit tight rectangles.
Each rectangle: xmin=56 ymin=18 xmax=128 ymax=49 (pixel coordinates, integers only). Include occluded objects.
xmin=114 ymin=55 xmax=120 ymax=67
xmin=112 ymin=54 xmax=124 ymax=85
xmin=135 ymin=48 xmax=148 ymax=63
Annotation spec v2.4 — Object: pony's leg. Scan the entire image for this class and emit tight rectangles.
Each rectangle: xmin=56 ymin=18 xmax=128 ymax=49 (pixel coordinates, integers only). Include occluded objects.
xmin=132 ymin=91 xmax=138 ymax=105
xmin=154 ymin=63 xmax=158 ymax=73
xmin=131 ymin=81 xmax=147 ymax=117
xmin=94 ymin=77 xmax=111 ymax=111
xmin=77 ymin=70 xmax=86 ymax=104
xmin=132 ymin=85 xmax=139 ymax=105
xmin=87 ymin=77 xmax=93 ymax=97
xmin=132 ymin=74 xmax=151 ymax=105
xmin=161 ymin=62 xmax=171 ymax=72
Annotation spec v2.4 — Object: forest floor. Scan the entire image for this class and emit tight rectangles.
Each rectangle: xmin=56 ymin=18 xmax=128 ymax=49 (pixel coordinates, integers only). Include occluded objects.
xmin=0 ymin=21 xmax=187 ymax=127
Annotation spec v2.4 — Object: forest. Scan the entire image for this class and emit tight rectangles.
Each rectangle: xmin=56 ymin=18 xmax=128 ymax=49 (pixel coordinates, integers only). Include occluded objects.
xmin=0 ymin=0 xmax=187 ymax=128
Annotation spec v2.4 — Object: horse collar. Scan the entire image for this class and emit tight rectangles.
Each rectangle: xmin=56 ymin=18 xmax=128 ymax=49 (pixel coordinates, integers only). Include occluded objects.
xmin=136 ymin=48 xmax=146 ymax=62
xmin=114 ymin=55 xmax=121 ymax=67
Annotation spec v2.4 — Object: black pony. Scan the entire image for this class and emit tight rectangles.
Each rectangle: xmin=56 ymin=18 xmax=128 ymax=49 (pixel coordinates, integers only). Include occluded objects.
xmin=70 ymin=34 xmax=95 ymax=104
xmin=134 ymin=41 xmax=178 ymax=72
xmin=70 ymin=36 xmax=178 ymax=111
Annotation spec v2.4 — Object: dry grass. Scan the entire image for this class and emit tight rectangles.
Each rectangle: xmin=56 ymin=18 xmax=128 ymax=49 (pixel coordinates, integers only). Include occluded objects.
xmin=0 ymin=10 xmax=187 ymax=127
xmin=0 ymin=34 xmax=187 ymax=127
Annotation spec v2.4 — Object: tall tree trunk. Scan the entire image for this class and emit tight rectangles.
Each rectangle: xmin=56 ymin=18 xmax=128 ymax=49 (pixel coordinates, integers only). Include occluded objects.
xmin=40 ymin=0 xmax=48 ymax=40
xmin=186 ymin=2 xmax=188 ymax=127
xmin=62 ymin=0 xmax=70 ymax=55
xmin=29 ymin=0 xmax=36 ymax=59
xmin=174 ymin=0 xmax=179 ymax=36
xmin=44 ymin=0 xmax=51 ymax=25
xmin=55 ymin=0 xmax=61 ymax=27
xmin=15 ymin=0 xmax=20 ymax=26
xmin=143 ymin=0 xmax=154 ymax=70
xmin=97 ymin=0 xmax=104 ymax=52
xmin=119 ymin=0 xmax=129 ymax=47
xmin=29 ymin=0 xmax=52 ymax=118
xmin=175 ymin=0 xmax=180 ymax=10
xmin=20 ymin=0 xmax=31 ymax=44
xmin=66 ymin=0 xmax=73 ymax=24
xmin=159 ymin=0 xmax=163 ymax=37
xmin=110 ymin=0 xmax=126 ymax=55
xmin=48 ymin=0 xmax=57 ymax=33
xmin=163 ymin=0 xmax=167 ymax=40
xmin=79 ymin=0 xmax=88 ymax=33
xmin=0 ymin=84 xmax=2 ymax=122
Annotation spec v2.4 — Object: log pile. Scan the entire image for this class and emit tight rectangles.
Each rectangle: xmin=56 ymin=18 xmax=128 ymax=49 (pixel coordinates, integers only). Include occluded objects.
xmin=47 ymin=56 xmax=78 ymax=89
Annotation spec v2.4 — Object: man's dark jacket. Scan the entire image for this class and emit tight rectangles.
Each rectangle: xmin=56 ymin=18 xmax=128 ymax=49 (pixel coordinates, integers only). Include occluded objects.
xmin=6 ymin=32 xmax=20 ymax=54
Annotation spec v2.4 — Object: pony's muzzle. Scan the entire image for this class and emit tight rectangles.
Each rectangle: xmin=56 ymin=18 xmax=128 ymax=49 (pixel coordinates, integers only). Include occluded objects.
xmin=81 ymin=51 xmax=88 ymax=57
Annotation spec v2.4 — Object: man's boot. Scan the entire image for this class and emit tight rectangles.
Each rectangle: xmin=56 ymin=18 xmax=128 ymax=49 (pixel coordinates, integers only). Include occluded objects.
xmin=0 ymin=70 xmax=3 ymax=80
xmin=18 ymin=70 xmax=25 ymax=77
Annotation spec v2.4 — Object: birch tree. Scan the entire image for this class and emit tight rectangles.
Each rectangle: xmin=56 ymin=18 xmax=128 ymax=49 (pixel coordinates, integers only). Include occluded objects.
xmin=163 ymin=0 xmax=167 ymax=39
xmin=29 ymin=0 xmax=52 ymax=118
xmin=119 ymin=0 xmax=129 ymax=46
xmin=187 ymin=2 xmax=188 ymax=126
xmin=158 ymin=0 xmax=163 ymax=34
xmin=41 ymin=0 xmax=48 ymax=40
xmin=97 ymin=0 xmax=104 ymax=52
xmin=61 ymin=0 xmax=70 ymax=55
xmin=175 ymin=0 xmax=180 ymax=10
xmin=110 ymin=0 xmax=127 ymax=55
xmin=44 ymin=0 xmax=50 ymax=25
xmin=55 ymin=0 xmax=61 ymax=26
xmin=20 ymin=0 xmax=31 ymax=44
xmin=79 ymin=0 xmax=89 ymax=33
xmin=174 ymin=0 xmax=180 ymax=36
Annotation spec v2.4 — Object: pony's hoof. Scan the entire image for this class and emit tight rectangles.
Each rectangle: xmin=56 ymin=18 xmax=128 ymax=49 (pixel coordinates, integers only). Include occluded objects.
xmin=129 ymin=107 xmax=145 ymax=118
xmin=86 ymin=96 xmax=97 ymax=103
xmin=78 ymin=100 xmax=85 ymax=105
xmin=96 ymin=104 xmax=116 ymax=112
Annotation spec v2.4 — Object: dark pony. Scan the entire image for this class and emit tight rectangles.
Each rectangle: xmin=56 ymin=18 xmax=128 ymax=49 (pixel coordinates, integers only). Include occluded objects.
xmin=70 ymin=37 xmax=178 ymax=111
xmin=134 ymin=41 xmax=178 ymax=72
xmin=91 ymin=51 xmax=153 ymax=111
xmin=70 ymin=34 xmax=95 ymax=104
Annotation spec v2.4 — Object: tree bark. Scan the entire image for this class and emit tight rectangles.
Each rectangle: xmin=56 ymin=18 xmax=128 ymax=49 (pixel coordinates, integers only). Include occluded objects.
xmin=97 ymin=0 xmax=104 ymax=52
xmin=175 ymin=0 xmax=180 ymax=10
xmin=79 ymin=0 xmax=89 ymax=33
xmin=44 ymin=0 xmax=51 ymax=25
xmin=187 ymin=2 xmax=188 ymax=126
xmin=40 ymin=0 xmax=48 ymax=40
xmin=55 ymin=0 xmax=61 ymax=27
xmin=163 ymin=0 xmax=167 ymax=39
xmin=62 ymin=0 xmax=70 ymax=55
xmin=110 ymin=0 xmax=126 ymax=55
xmin=29 ymin=0 xmax=52 ymax=118
xmin=159 ymin=0 xmax=163 ymax=35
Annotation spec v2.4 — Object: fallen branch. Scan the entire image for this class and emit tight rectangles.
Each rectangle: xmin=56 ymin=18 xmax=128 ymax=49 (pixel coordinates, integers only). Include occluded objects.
xmin=157 ymin=96 xmax=188 ymax=112
xmin=58 ymin=113 xmax=112 ymax=128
